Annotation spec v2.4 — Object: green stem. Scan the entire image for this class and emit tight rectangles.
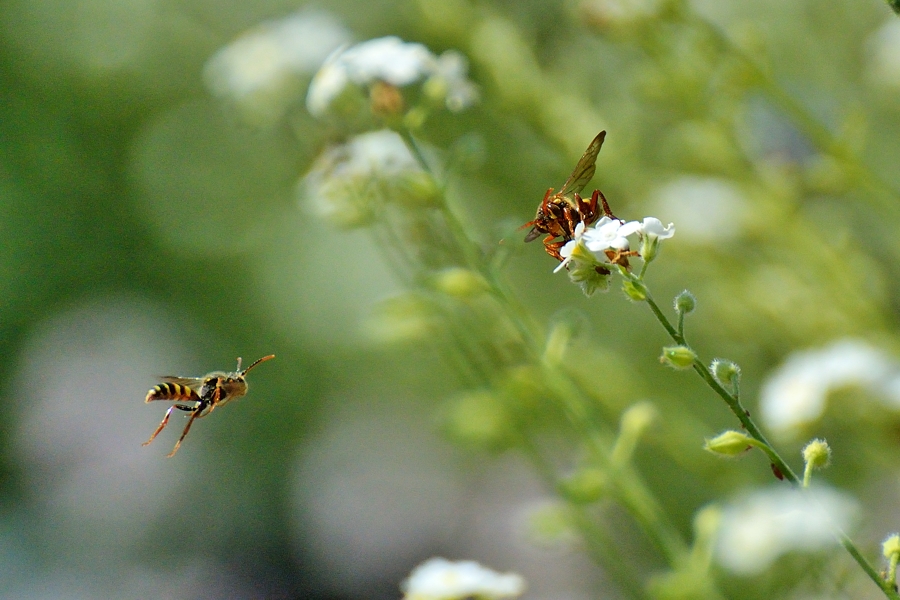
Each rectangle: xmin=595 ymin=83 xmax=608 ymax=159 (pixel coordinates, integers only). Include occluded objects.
xmin=396 ymin=128 xmax=693 ymax=584
xmin=638 ymin=276 xmax=898 ymax=599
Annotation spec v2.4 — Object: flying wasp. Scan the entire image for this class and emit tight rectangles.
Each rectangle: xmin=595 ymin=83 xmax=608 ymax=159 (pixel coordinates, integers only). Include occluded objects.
xmin=522 ymin=131 xmax=616 ymax=261
xmin=142 ymin=354 xmax=275 ymax=457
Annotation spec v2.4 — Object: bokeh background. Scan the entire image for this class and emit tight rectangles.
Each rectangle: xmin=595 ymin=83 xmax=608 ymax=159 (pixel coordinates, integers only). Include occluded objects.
xmin=2 ymin=0 xmax=900 ymax=598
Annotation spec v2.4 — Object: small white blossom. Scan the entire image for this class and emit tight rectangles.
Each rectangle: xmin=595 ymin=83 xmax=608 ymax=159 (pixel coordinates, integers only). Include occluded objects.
xmin=401 ymin=558 xmax=526 ymax=600
xmin=715 ymin=486 xmax=858 ymax=575
xmin=553 ymin=222 xmax=586 ymax=273
xmin=342 ymin=36 xmax=436 ymax=86
xmin=635 ymin=217 xmax=675 ymax=240
xmin=305 ymin=49 xmax=352 ymax=117
xmin=760 ymin=339 xmax=900 ymax=436
xmin=204 ymin=10 xmax=351 ymax=122
xmin=306 ymin=36 xmax=478 ymax=117
xmin=583 ymin=216 xmax=634 ymax=253
xmin=428 ymin=51 xmax=480 ymax=112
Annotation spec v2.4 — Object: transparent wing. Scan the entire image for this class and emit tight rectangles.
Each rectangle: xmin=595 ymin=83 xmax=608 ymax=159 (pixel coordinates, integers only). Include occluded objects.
xmin=558 ymin=131 xmax=606 ymax=197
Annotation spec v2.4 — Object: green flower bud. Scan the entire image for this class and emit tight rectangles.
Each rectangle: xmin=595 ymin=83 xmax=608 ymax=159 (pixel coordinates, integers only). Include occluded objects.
xmin=612 ymin=401 xmax=657 ymax=466
xmin=711 ymin=358 xmax=741 ymax=388
xmin=569 ymin=261 xmax=612 ymax=297
xmin=660 ymin=345 xmax=697 ymax=369
xmin=364 ymin=293 xmax=436 ymax=343
xmin=441 ymin=390 xmax=513 ymax=451
xmin=673 ymin=290 xmax=696 ymax=314
xmin=622 ymin=278 xmax=648 ymax=301
xmin=432 ymin=267 xmax=488 ymax=298
xmin=640 ymin=235 xmax=661 ymax=263
xmin=802 ymin=438 xmax=832 ymax=471
xmin=704 ymin=430 xmax=753 ymax=456
xmin=525 ymin=501 xmax=577 ymax=547
xmin=558 ymin=468 xmax=608 ymax=504
xmin=392 ymin=170 xmax=441 ymax=208
xmin=883 ymin=534 xmax=900 ymax=559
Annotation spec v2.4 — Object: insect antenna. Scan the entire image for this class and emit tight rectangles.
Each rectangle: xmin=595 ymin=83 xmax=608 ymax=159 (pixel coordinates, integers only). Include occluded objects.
xmin=239 ymin=354 xmax=276 ymax=376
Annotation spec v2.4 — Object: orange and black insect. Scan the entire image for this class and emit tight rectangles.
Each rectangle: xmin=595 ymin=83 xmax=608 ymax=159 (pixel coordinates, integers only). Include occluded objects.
xmin=522 ymin=131 xmax=615 ymax=261
xmin=142 ymin=354 xmax=275 ymax=457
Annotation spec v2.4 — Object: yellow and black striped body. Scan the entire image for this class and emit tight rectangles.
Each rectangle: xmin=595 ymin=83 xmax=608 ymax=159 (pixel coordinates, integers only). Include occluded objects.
xmin=145 ymin=382 xmax=200 ymax=404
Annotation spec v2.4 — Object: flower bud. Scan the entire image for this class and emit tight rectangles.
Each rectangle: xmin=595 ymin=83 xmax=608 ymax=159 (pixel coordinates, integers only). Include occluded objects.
xmin=711 ymin=358 xmax=741 ymax=388
xmin=673 ymin=290 xmax=696 ymax=314
xmin=802 ymin=438 xmax=832 ymax=471
xmin=622 ymin=278 xmax=648 ymax=301
xmin=558 ymin=468 xmax=608 ymax=504
xmin=441 ymin=390 xmax=513 ymax=451
xmin=704 ymin=430 xmax=753 ymax=456
xmin=883 ymin=534 xmax=900 ymax=559
xmin=364 ymin=293 xmax=436 ymax=343
xmin=640 ymin=235 xmax=661 ymax=263
xmin=660 ymin=345 xmax=697 ymax=369
xmin=433 ymin=267 xmax=488 ymax=298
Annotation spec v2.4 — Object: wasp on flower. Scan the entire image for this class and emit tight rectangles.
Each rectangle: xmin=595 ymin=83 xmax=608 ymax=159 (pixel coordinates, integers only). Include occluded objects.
xmin=522 ymin=131 xmax=617 ymax=262
xmin=523 ymin=132 xmax=675 ymax=295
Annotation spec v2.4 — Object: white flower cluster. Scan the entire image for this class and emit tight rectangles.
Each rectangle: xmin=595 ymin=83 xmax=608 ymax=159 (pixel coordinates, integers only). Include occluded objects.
xmin=307 ymin=36 xmax=479 ymax=117
xmin=203 ymin=10 xmax=351 ymax=123
xmin=555 ymin=216 xmax=675 ymax=273
xmin=302 ymin=129 xmax=437 ymax=228
xmin=401 ymin=558 xmax=526 ymax=600
xmin=760 ymin=339 xmax=900 ymax=437
xmin=714 ymin=486 xmax=858 ymax=575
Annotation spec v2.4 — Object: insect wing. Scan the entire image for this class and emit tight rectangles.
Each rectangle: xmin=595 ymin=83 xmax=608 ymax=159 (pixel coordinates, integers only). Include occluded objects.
xmin=558 ymin=131 xmax=606 ymax=198
xmin=158 ymin=376 xmax=203 ymax=391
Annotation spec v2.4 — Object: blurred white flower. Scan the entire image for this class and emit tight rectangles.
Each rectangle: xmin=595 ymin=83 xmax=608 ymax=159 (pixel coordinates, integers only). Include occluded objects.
xmin=649 ymin=176 xmax=748 ymax=243
xmin=715 ymin=486 xmax=858 ymax=575
xmin=306 ymin=36 xmax=478 ymax=117
xmin=760 ymin=339 xmax=900 ymax=436
xmin=302 ymin=129 xmax=435 ymax=227
xmin=204 ymin=10 xmax=351 ymax=121
xmin=402 ymin=558 xmax=526 ymax=600
xmin=866 ymin=20 xmax=900 ymax=88
xmin=428 ymin=51 xmax=480 ymax=112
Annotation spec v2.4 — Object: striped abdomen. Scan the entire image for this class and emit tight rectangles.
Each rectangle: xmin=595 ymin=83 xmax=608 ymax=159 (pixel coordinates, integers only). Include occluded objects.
xmin=145 ymin=382 xmax=200 ymax=403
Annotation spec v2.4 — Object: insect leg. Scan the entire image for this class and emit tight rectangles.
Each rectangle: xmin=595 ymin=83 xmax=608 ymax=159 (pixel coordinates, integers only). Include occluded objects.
xmin=142 ymin=405 xmax=178 ymax=447
xmin=597 ymin=189 xmax=616 ymax=220
xmin=167 ymin=408 xmax=203 ymax=458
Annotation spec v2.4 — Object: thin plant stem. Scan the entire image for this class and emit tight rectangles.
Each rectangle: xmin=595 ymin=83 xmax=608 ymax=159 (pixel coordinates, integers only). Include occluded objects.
xmin=395 ymin=128 xmax=696 ymax=585
xmin=634 ymin=272 xmax=899 ymax=599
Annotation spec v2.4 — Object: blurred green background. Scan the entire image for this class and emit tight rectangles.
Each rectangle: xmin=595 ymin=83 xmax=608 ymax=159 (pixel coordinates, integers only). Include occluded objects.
xmin=2 ymin=0 xmax=900 ymax=598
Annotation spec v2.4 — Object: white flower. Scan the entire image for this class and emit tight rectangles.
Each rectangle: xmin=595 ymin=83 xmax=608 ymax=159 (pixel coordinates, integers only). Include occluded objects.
xmin=204 ymin=10 xmax=351 ymax=113
xmin=342 ymin=36 xmax=436 ymax=86
xmin=715 ymin=486 xmax=858 ymax=575
xmin=635 ymin=217 xmax=675 ymax=240
xmin=306 ymin=36 xmax=478 ymax=117
xmin=583 ymin=216 xmax=635 ymax=253
xmin=305 ymin=49 xmax=352 ymax=117
xmin=428 ymin=51 xmax=480 ymax=112
xmin=302 ymin=130 xmax=425 ymax=227
xmin=401 ymin=558 xmax=526 ymax=600
xmin=553 ymin=221 xmax=586 ymax=273
xmin=760 ymin=339 xmax=900 ymax=436
xmin=649 ymin=176 xmax=747 ymax=243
